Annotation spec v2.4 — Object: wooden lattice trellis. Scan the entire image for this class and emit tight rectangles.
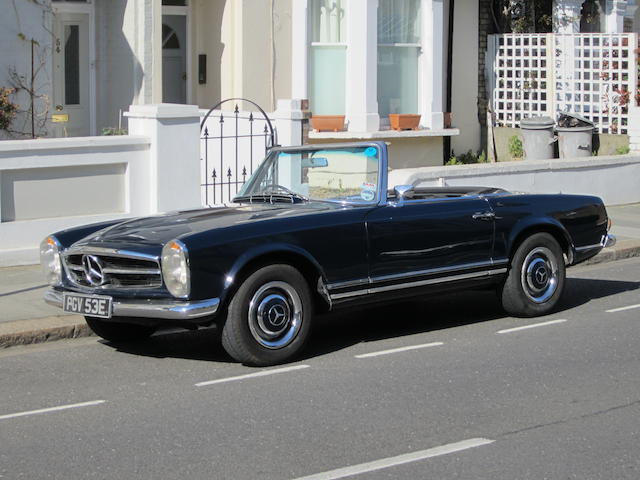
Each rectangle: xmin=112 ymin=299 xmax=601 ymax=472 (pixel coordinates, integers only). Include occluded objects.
xmin=488 ymin=33 xmax=638 ymax=134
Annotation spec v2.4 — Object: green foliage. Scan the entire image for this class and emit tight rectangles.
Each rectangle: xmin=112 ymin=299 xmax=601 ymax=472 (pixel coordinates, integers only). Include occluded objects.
xmin=508 ymin=135 xmax=524 ymax=159
xmin=102 ymin=127 xmax=128 ymax=136
xmin=492 ymin=0 xmax=553 ymax=33
xmin=615 ymin=145 xmax=630 ymax=155
xmin=0 ymin=87 xmax=18 ymax=131
xmin=446 ymin=150 xmax=489 ymax=166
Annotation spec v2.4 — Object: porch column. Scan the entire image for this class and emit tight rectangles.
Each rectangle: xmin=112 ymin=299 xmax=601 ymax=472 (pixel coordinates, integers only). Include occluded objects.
xmin=346 ymin=0 xmax=380 ymax=132
xmin=553 ymin=0 xmax=586 ymax=33
xmin=291 ymin=0 xmax=309 ymax=101
xmin=605 ymin=0 xmax=628 ymax=33
xmin=421 ymin=0 xmax=445 ymax=129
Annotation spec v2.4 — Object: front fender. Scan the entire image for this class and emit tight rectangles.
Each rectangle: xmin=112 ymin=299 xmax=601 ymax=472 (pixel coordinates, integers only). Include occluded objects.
xmin=210 ymin=243 xmax=326 ymax=309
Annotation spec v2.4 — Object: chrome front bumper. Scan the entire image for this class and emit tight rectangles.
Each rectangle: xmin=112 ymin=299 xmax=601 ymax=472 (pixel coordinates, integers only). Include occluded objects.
xmin=44 ymin=289 xmax=220 ymax=320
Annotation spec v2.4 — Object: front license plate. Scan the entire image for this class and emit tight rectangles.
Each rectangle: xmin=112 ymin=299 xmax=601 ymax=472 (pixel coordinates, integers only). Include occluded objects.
xmin=63 ymin=293 xmax=113 ymax=319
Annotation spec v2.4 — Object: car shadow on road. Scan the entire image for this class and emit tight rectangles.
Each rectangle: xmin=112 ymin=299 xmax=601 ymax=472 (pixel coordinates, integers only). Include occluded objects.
xmin=106 ymin=277 xmax=639 ymax=364
xmin=558 ymin=277 xmax=640 ymax=311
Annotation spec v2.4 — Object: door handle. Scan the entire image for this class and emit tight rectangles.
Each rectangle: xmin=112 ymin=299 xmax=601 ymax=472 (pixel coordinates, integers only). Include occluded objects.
xmin=472 ymin=211 xmax=495 ymax=221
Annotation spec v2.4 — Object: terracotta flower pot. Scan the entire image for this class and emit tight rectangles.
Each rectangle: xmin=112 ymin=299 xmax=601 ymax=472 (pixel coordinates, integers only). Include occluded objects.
xmin=389 ymin=114 xmax=421 ymax=131
xmin=310 ymin=115 xmax=345 ymax=132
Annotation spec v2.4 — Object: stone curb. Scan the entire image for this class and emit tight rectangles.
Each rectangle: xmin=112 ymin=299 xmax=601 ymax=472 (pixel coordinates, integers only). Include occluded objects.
xmin=0 ymin=316 xmax=94 ymax=349
xmin=583 ymin=240 xmax=640 ymax=266
xmin=2 ymin=241 xmax=639 ymax=350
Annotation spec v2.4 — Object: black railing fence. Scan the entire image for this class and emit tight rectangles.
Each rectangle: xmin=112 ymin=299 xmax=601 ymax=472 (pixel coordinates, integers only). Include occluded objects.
xmin=200 ymin=99 xmax=277 ymax=206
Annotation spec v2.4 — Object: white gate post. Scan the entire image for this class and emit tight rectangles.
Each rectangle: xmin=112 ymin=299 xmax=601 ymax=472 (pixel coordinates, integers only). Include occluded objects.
xmin=273 ymin=99 xmax=306 ymax=147
xmin=125 ymin=104 xmax=201 ymax=213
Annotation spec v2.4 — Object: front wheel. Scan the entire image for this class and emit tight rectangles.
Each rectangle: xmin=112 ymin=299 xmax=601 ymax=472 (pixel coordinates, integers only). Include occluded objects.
xmin=500 ymin=232 xmax=566 ymax=317
xmin=221 ymin=264 xmax=313 ymax=366
xmin=84 ymin=316 xmax=156 ymax=343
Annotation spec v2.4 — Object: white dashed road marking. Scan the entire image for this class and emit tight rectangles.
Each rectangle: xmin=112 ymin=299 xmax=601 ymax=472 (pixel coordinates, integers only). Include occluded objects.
xmin=195 ymin=364 xmax=310 ymax=387
xmin=497 ymin=319 xmax=567 ymax=334
xmin=355 ymin=342 xmax=444 ymax=359
xmin=291 ymin=438 xmax=495 ymax=480
xmin=0 ymin=400 xmax=106 ymax=421
xmin=606 ymin=304 xmax=640 ymax=313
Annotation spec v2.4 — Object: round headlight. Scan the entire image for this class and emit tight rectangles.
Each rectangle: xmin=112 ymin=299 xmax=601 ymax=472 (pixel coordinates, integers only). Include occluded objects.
xmin=40 ymin=236 xmax=62 ymax=286
xmin=162 ymin=239 xmax=190 ymax=298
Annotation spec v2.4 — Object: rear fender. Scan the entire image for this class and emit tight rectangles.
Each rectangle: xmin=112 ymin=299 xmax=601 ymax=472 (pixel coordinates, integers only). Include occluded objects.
xmin=506 ymin=217 xmax=574 ymax=265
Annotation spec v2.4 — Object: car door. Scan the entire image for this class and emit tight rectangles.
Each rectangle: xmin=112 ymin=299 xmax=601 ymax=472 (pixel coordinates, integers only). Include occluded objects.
xmin=366 ymin=195 xmax=495 ymax=289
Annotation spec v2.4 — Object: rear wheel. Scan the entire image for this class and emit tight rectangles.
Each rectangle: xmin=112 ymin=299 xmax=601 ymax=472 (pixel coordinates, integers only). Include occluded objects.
xmin=500 ymin=232 xmax=566 ymax=317
xmin=84 ymin=316 xmax=156 ymax=343
xmin=221 ymin=264 xmax=313 ymax=366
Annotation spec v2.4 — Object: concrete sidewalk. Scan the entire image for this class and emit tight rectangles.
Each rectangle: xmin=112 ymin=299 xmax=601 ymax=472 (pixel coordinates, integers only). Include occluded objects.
xmin=1 ymin=203 xmax=639 ymax=348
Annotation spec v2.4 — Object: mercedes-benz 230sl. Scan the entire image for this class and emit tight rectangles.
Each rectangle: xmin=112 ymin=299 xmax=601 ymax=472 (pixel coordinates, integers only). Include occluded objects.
xmin=42 ymin=142 xmax=615 ymax=365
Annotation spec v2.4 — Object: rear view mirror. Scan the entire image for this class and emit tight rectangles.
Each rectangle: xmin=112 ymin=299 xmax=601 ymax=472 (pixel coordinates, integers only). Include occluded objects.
xmin=302 ymin=157 xmax=328 ymax=168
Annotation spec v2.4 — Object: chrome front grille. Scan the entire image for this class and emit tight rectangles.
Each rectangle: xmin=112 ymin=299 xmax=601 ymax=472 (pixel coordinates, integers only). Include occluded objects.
xmin=63 ymin=252 xmax=162 ymax=289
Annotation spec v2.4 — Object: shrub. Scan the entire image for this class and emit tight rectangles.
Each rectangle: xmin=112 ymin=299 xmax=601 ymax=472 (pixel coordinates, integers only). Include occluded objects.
xmin=508 ymin=135 xmax=524 ymax=159
xmin=0 ymin=87 xmax=18 ymax=132
xmin=102 ymin=127 xmax=128 ymax=136
xmin=615 ymin=145 xmax=630 ymax=155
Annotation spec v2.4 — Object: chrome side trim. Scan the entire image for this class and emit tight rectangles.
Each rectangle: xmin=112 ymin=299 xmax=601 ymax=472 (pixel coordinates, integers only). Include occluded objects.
xmin=326 ymin=278 xmax=370 ymax=291
xmin=329 ymin=268 xmax=508 ymax=301
xmin=574 ymin=233 xmax=616 ymax=252
xmin=44 ymin=289 xmax=219 ymax=320
xmin=574 ymin=243 xmax=601 ymax=252
xmin=371 ymin=260 xmax=497 ymax=284
xmin=327 ymin=259 xmax=511 ymax=295
xmin=368 ymin=268 xmax=507 ymax=295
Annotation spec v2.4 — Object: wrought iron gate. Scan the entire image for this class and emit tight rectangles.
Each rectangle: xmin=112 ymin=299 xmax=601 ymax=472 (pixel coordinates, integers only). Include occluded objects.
xmin=200 ymin=98 xmax=277 ymax=206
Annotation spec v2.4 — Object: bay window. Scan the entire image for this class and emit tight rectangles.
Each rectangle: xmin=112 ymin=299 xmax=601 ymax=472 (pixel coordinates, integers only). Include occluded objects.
xmin=309 ymin=0 xmax=346 ymax=115
xmin=377 ymin=0 xmax=421 ymax=117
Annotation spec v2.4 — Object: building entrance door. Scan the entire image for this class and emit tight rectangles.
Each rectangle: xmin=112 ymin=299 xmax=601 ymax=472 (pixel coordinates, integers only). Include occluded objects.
xmin=52 ymin=12 xmax=90 ymax=137
xmin=162 ymin=15 xmax=187 ymax=103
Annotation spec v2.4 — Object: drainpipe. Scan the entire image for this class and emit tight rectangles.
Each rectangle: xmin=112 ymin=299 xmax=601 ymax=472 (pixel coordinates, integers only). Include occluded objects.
xmin=444 ymin=0 xmax=455 ymax=164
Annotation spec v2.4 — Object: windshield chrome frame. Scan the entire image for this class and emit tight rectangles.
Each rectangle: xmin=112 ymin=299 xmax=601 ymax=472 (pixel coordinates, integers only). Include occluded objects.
xmin=239 ymin=141 xmax=389 ymax=206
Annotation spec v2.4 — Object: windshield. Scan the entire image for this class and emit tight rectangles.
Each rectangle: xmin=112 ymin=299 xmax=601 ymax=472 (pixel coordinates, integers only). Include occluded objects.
xmin=235 ymin=145 xmax=380 ymax=204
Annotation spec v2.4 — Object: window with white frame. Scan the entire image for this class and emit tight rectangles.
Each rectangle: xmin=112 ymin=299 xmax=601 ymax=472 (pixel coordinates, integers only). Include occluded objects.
xmin=377 ymin=0 xmax=421 ymax=117
xmin=309 ymin=0 xmax=346 ymax=115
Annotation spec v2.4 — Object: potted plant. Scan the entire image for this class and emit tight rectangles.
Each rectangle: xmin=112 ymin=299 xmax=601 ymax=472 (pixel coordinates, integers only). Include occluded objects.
xmin=310 ymin=115 xmax=346 ymax=132
xmin=389 ymin=114 xmax=421 ymax=131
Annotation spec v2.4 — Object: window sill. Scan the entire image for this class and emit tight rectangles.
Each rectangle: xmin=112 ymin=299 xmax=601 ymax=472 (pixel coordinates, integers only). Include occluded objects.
xmin=308 ymin=128 xmax=460 ymax=140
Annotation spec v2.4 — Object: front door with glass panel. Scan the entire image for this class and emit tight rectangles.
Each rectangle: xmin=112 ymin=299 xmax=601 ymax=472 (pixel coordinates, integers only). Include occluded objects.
xmin=162 ymin=15 xmax=187 ymax=103
xmin=52 ymin=12 xmax=90 ymax=137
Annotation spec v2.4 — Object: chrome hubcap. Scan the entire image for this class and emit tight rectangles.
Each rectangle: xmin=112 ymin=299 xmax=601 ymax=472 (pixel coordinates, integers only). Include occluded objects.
xmin=248 ymin=281 xmax=302 ymax=349
xmin=521 ymin=247 xmax=559 ymax=303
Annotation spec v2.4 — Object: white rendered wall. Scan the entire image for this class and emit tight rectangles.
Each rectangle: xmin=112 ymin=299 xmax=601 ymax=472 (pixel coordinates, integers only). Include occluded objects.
xmin=0 ymin=2 xmax=53 ymax=139
xmin=0 ymin=103 xmax=202 ymax=266
xmin=389 ymin=155 xmax=640 ymax=206
xmin=0 ymin=136 xmax=150 ymax=266
xmin=450 ymin=0 xmax=481 ymax=155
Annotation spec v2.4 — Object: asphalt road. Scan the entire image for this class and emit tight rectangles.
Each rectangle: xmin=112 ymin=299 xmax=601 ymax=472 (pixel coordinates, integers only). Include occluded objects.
xmin=1 ymin=257 xmax=639 ymax=479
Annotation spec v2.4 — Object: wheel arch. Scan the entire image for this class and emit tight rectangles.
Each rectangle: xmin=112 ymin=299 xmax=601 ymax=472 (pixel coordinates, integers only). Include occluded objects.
xmin=219 ymin=244 xmax=331 ymax=315
xmin=507 ymin=219 xmax=574 ymax=266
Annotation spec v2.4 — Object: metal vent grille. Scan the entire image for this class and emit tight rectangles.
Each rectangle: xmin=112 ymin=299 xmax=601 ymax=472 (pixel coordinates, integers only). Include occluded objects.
xmin=64 ymin=253 xmax=162 ymax=289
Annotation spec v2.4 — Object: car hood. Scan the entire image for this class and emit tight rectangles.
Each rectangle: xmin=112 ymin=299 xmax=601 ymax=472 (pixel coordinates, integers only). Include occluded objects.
xmin=72 ymin=201 xmax=349 ymax=251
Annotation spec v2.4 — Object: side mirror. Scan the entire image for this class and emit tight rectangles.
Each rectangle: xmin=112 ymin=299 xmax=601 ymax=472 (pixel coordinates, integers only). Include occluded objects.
xmin=393 ymin=185 xmax=414 ymax=202
xmin=302 ymin=157 xmax=328 ymax=168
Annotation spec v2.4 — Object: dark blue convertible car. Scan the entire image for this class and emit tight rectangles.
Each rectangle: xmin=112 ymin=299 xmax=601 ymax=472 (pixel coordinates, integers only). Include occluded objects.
xmin=42 ymin=142 xmax=615 ymax=365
